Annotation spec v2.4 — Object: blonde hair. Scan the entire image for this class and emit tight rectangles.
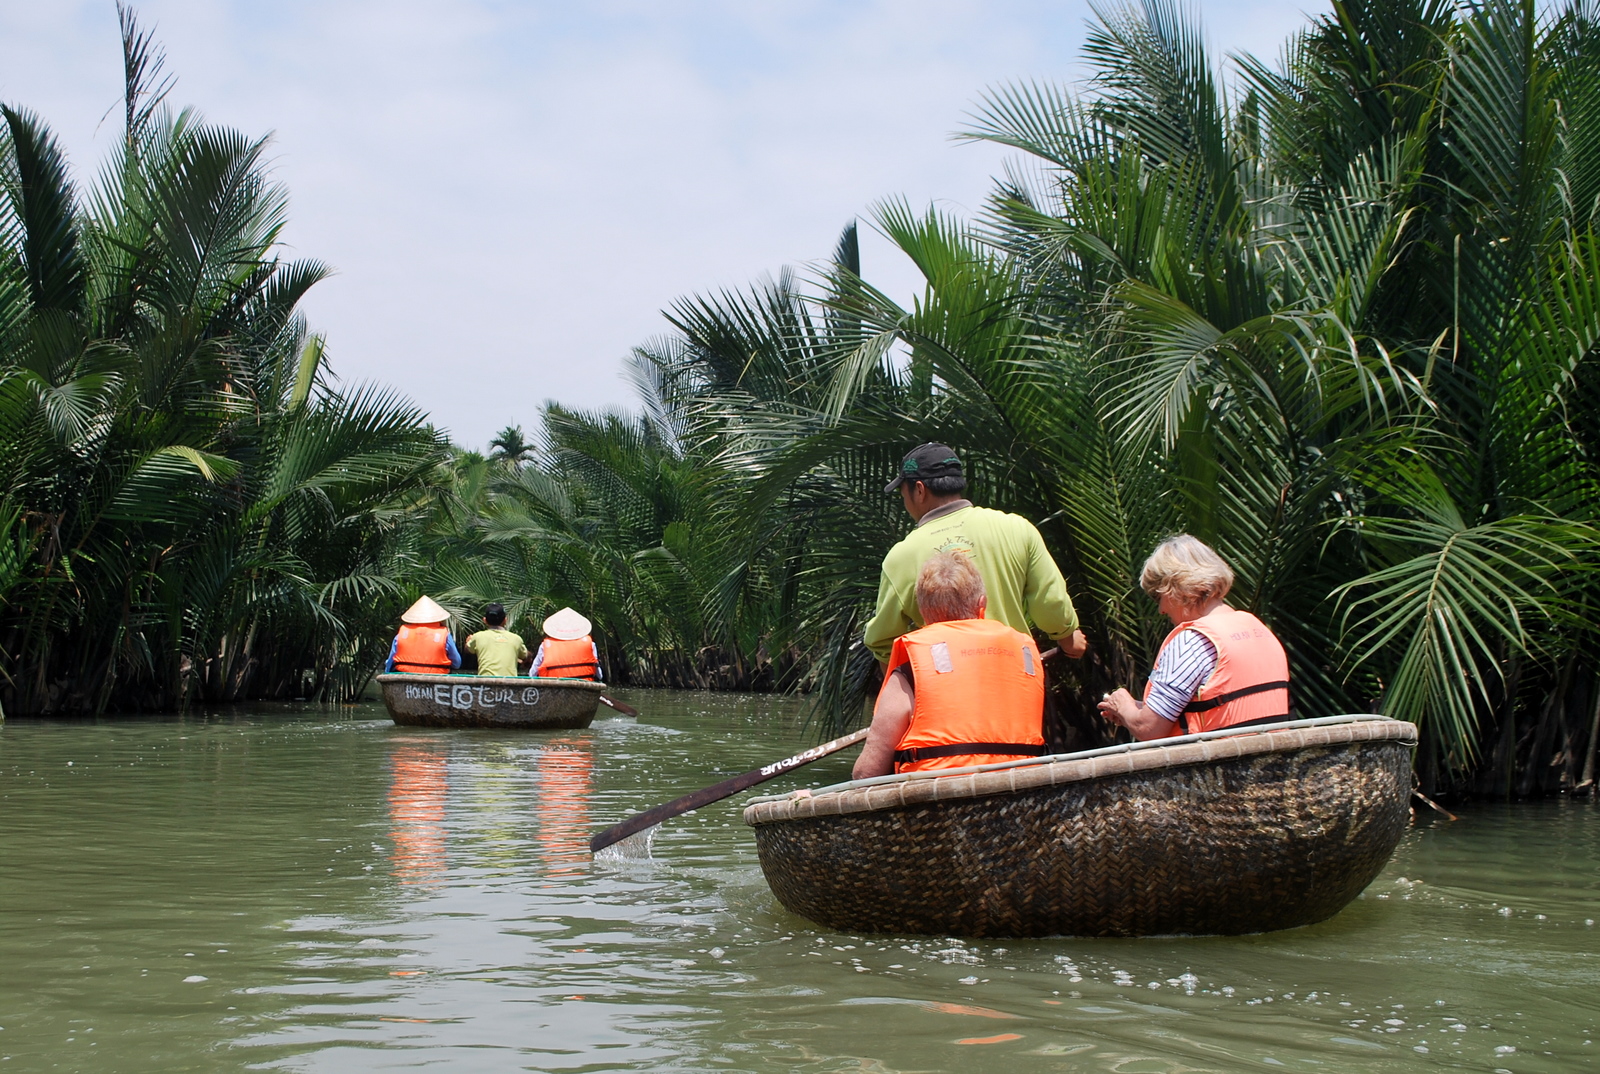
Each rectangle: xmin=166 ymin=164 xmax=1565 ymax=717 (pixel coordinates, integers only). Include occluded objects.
xmin=915 ymin=552 xmax=986 ymax=623
xmin=1139 ymin=534 xmax=1234 ymax=603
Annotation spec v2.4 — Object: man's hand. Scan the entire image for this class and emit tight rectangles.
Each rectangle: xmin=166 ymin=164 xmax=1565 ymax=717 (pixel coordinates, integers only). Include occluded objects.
xmin=853 ymin=670 xmax=914 ymax=780
xmin=1060 ymin=629 xmax=1088 ymax=659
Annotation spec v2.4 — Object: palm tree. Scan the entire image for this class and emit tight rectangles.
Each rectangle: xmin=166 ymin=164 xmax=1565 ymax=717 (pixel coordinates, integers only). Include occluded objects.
xmin=417 ymin=392 xmax=810 ymax=691
xmin=488 ymin=424 xmax=534 ymax=464
xmin=586 ymin=0 xmax=1600 ymax=794
xmin=0 ymin=6 xmax=441 ymax=714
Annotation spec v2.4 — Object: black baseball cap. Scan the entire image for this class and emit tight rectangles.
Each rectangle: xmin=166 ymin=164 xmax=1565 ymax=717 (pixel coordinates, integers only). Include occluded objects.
xmin=884 ymin=443 xmax=963 ymax=493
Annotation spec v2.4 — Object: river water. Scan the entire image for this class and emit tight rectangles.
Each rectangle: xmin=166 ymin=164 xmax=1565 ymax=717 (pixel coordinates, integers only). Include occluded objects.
xmin=1 ymin=692 xmax=1596 ymax=1073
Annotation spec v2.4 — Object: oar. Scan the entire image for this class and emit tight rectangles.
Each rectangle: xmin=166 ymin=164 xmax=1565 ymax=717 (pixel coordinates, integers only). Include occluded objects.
xmin=589 ymin=726 xmax=870 ymax=853
xmin=590 ymin=643 xmax=1063 ymax=853
xmin=597 ymin=694 xmax=639 ymax=717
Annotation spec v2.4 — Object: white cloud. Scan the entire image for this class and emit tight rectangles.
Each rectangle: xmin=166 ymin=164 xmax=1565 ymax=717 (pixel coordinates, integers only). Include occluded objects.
xmin=0 ymin=0 xmax=1315 ymax=448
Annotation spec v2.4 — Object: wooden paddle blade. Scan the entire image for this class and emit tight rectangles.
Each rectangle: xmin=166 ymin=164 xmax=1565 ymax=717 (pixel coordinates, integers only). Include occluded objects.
xmin=598 ymin=694 xmax=639 ymax=717
xmin=589 ymin=727 xmax=869 ymax=854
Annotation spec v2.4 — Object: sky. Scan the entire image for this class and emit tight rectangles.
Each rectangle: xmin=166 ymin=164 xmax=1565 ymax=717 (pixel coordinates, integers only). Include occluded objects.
xmin=0 ymin=0 xmax=1314 ymax=449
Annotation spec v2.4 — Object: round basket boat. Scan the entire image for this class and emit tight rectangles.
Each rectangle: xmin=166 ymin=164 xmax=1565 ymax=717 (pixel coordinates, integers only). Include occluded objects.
xmin=376 ymin=673 xmax=604 ymax=729
xmin=743 ymin=715 xmax=1416 ymax=938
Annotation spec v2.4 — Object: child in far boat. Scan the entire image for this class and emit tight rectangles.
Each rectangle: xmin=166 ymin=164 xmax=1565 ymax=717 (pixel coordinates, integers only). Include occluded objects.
xmin=465 ymin=602 xmax=530 ymax=677
xmin=531 ymin=607 xmax=603 ymax=680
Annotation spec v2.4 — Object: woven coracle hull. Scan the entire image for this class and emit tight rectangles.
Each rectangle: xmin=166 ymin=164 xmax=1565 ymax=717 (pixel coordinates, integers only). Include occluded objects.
xmin=376 ymin=674 xmax=602 ymax=729
xmin=744 ymin=720 xmax=1415 ymax=938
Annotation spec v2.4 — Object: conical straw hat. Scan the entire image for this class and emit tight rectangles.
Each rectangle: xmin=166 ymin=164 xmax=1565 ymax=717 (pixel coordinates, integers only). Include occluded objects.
xmin=401 ymin=595 xmax=450 ymax=624
xmin=542 ymin=607 xmax=591 ymax=640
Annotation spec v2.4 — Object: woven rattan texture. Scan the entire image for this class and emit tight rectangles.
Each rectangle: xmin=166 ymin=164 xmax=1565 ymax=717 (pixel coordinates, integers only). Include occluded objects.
xmin=745 ymin=720 xmax=1414 ymax=824
xmin=750 ymin=739 xmax=1414 ymax=938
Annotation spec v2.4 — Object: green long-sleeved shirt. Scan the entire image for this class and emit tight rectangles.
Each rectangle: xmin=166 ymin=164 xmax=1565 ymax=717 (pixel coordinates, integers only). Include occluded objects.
xmin=862 ymin=503 xmax=1079 ymax=663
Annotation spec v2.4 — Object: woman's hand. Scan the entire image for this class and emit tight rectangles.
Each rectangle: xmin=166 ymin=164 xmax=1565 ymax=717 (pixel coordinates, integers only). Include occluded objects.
xmin=1098 ymin=688 xmax=1138 ymax=726
xmin=1097 ymin=688 xmax=1181 ymax=741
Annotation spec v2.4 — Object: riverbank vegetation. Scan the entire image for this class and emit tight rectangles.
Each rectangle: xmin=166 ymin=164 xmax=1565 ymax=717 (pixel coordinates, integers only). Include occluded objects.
xmin=414 ymin=0 xmax=1600 ymax=796
xmin=4 ymin=2 xmax=1598 ymax=797
xmin=0 ymin=9 xmax=441 ymax=714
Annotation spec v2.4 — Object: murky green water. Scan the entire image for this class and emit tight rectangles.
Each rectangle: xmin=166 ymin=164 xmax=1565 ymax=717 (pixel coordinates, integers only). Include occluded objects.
xmin=1 ymin=692 xmax=1597 ymax=1073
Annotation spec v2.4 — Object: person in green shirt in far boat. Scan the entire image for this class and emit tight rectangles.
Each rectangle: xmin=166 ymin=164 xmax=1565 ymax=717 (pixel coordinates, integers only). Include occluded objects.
xmin=465 ymin=603 xmax=530 ymax=678
xmin=864 ymin=443 xmax=1088 ymax=666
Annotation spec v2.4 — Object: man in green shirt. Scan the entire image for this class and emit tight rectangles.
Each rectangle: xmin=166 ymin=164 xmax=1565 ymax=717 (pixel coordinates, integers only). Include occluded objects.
xmin=863 ymin=443 xmax=1088 ymax=665
xmin=465 ymin=603 xmax=531 ymax=677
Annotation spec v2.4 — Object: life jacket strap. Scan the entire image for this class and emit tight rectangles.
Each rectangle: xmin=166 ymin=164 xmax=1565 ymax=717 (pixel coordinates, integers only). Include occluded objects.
xmin=1180 ymin=709 xmax=1293 ymax=735
xmin=893 ymin=742 xmax=1048 ymax=764
xmin=542 ymin=661 xmax=599 ymax=678
xmin=1183 ymin=680 xmax=1290 ymax=713
xmin=394 ymin=661 xmax=452 ymax=673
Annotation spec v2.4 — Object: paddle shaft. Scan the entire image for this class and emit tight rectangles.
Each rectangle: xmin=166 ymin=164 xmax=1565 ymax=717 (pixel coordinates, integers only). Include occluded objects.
xmin=598 ymin=694 xmax=639 ymax=717
xmin=589 ymin=726 xmax=870 ymax=853
xmin=589 ymin=644 xmax=1060 ymax=853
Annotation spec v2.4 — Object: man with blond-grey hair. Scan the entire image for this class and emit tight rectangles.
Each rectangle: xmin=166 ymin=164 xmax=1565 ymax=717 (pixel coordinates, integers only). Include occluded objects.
xmin=854 ymin=552 xmax=1047 ymax=778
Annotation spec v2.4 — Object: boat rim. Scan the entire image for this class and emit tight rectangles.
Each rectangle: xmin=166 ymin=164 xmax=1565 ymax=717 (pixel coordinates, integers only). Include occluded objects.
xmin=374 ymin=672 xmax=605 ymax=692
xmin=744 ymin=714 xmax=1413 ymax=812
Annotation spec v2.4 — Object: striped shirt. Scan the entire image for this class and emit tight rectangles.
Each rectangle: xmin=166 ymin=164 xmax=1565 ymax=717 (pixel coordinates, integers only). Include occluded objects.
xmin=1143 ymin=629 xmax=1217 ymax=722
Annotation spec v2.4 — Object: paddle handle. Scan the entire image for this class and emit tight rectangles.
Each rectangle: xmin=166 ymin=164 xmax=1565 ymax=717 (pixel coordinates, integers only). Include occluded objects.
xmin=589 ymin=726 xmax=870 ymax=853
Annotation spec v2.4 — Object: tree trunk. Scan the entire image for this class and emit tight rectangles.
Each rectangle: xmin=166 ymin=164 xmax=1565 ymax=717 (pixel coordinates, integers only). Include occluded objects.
xmin=1518 ymin=655 xmax=1576 ymax=798
xmin=1580 ymin=673 xmax=1600 ymax=794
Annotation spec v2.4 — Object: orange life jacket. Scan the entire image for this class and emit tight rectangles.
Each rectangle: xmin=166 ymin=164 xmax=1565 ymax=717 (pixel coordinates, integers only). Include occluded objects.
xmin=393 ymin=624 xmax=453 ymax=674
xmin=537 ymin=635 xmax=600 ymax=680
xmin=1147 ymin=607 xmax=1290 ymax=733
xmin=886 ymin=618 xmax=1047 ymax=773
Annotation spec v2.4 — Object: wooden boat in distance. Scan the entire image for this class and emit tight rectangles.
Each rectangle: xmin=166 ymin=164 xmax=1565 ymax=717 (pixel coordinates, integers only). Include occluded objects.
xmin=743 ymin=715 xmax=1416 ymax=938
xmin=376 ymin=673 xmax=604 ymax=729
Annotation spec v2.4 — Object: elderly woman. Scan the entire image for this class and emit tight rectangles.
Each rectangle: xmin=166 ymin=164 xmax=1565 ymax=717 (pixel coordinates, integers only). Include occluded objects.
xmin=1098 ymin=535 xmax=1290 ymax=740
xmin=853 ymin=552 xmax=1047 ymax=779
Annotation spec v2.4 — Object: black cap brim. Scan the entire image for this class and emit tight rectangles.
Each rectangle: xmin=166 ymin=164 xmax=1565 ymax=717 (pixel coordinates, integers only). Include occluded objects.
xmin=887 ymin=442 xmax=962 ymax=494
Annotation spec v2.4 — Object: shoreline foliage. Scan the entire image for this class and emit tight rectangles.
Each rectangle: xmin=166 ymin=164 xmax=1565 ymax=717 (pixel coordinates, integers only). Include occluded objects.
xmin=0 ymin=8 xmax=441 ymax=714
xmin=427 ymin=0 xmax=1600 ymax=796
xmin=8 ymin=3 xmax=1600 ymax=799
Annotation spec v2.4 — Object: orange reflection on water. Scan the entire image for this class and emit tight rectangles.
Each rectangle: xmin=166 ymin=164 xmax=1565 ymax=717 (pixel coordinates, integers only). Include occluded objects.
xmin=534 ymin=738 xmax=593 ymax=882
xmin=389 ymin=743 xmax=448 ymax=885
